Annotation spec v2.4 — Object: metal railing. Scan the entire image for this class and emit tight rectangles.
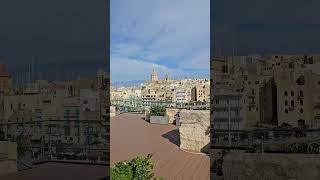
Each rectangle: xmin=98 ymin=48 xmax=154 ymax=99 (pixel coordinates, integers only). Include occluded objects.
xmin=211 ymin=128 xmax=320 ymax=153
xmin=0 ymin=119 xmax=109 ymax=166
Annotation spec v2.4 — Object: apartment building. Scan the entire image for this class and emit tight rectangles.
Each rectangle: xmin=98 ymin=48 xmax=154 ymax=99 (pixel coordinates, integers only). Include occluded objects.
xmin=0 ymin=67 xmax=108 ymax=147
xmin=192 ymin=82 xmax=210 ymax=102
xmin=211 ymin=54 xmax=320 ymax=130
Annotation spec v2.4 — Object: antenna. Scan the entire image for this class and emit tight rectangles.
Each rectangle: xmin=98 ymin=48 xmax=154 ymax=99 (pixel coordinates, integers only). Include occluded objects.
xmin=29 ymin=63 xmax=31 ymax=83
xmin=32 ymin=56 xmax=35 ymax=82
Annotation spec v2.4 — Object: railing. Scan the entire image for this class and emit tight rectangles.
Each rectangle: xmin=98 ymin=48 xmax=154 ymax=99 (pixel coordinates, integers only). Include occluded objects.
xmin=0 ymin=119 xmax=109 ymax=166
xmin=211 ymin=128 xmax=320 ymax=153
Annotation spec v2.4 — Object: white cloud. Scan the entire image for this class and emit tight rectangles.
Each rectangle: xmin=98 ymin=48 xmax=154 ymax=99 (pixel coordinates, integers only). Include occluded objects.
xmin=111 ymin=0 xmax=210 ymax=81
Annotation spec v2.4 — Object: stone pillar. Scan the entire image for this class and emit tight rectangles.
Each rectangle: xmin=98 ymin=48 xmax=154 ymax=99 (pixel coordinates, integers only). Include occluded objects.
xmin=166 ymin=108 xmax=180 ymax=124
xmin=144 ymin=106 xmax=150 ymax=121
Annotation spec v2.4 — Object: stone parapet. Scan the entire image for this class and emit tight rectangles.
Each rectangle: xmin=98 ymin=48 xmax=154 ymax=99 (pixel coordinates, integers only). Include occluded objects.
xmin=0 ymin=141 xmax=17 ymax=175
xmin=179 ymin=110 xmax=210 ymax=153
xmin=223 ymin=152 xmax=320 ymax=180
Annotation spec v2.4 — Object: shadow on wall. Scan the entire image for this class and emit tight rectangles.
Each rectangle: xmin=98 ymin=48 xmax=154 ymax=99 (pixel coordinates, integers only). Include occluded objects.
xmin=162 ymin=129 xmax=180 ymax=147
xmin=201 ymin=143 xmax=210 ymax=155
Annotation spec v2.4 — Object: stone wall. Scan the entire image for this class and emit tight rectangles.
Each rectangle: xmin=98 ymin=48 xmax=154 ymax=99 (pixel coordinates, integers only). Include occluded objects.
xmin=150 ymin=116 xmax=169 ymax=125
xmin=179 ymin=110 xmax=210 ymax=153
xmin=0 ymin=141 xmax=17 ymax=175
xmin=166 ymin=108 xmax=180 ymax=124
xmin=223 ymin=152 xmax=320 ymax=180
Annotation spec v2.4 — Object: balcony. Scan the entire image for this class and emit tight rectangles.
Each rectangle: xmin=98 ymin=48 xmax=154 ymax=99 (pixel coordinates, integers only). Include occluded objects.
xmin=297 ymin=95 xmax=304 ymax=99
xmin=314 ymin=103 xmax=320 ymax=109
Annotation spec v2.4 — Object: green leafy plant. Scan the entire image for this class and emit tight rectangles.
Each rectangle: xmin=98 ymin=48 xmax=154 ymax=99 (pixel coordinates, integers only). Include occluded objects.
xmin=150 ymin=105 xmax=166 ymax=116
xmin=111 ymin=154 xmax=162 ymax=180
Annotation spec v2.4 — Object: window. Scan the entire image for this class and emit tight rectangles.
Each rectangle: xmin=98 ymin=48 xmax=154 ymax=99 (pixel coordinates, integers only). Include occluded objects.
xmin=300 ymin=100 xmax=303 ymax=106
xmin=300 ymin=109 xmax=303 ymax=113
xmin=291 ymin=91 xmax=294 ymax=96
xmin=285 ymin=109 xmax=288 ymax=114
xmin=291 ymin=101 xmax=294 ymax=107
xmin=285 ymin=100 xmax=288 ymax=106
xmin=299 ymin=90 xmax=303 ymax=97
xmin=284 ymin=91 xmax=288 ymax=96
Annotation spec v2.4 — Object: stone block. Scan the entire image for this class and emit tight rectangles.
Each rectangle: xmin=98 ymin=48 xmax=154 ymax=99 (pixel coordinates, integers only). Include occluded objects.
xmin=179 ymin=110 xmax=210 ymax=153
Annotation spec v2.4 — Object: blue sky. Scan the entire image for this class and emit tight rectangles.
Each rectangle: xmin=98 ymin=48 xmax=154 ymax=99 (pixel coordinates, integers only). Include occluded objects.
xmin=111 ymin=0 xmax=210 ymax=82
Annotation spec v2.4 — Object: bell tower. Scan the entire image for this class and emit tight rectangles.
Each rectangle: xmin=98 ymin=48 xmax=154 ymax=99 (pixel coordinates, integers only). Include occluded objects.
xmin=151 ymin=69 xmax=158 ymax=82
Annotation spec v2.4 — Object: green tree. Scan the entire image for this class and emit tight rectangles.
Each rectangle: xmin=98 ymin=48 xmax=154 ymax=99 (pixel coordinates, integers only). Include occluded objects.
xmin=111 ymin=154 xmax=162 ymax=180
xmin=150 ymin=105 xmax=166 ymax=116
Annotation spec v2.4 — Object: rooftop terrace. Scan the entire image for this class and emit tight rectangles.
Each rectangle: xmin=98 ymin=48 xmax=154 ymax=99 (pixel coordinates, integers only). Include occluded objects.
xmin=111 ymin=113 xmax=209 ymax=180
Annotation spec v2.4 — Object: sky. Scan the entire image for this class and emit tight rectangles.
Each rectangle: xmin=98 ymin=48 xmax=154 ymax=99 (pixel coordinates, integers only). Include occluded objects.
xmin=111 ymin=0 xmax=210 ymax=82
xmin=212 ymin=0 xmax=320 ymax=56
xmin=0 ymin=0 xmax=107 ymax=82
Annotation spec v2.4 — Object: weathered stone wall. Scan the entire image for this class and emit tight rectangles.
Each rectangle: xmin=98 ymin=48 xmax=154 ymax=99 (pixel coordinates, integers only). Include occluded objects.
xmin=0 ymin=141 xmax=17 ymax=175
xmin=179 ymin=110 xmax=210 ymax=153
xmin=110 ymin=106 xmax=116 ymax=117
xmin=223 ymin=152 xmax=320 ymax=180
xmin=150 ymin=116 xmax=169 ymax=125
xmin=166 ymin=108 xmax=180 ymax=124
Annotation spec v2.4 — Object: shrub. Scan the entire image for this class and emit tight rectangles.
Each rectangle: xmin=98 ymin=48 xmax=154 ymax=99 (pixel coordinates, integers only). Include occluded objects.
xmin=111 ymin=154 xmax=162 ymax=180
xmin=150 ymin=105 xmax=166 ymax=116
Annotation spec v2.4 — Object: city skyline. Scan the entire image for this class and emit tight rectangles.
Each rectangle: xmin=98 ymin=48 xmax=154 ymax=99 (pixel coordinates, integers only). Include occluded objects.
xmin=110 ymin=0 xmax=210 ymax=82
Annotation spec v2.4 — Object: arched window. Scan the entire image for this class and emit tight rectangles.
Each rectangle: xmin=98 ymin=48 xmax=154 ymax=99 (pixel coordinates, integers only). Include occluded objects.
xmin=299 ymin=90 xmax=303 ymax=97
